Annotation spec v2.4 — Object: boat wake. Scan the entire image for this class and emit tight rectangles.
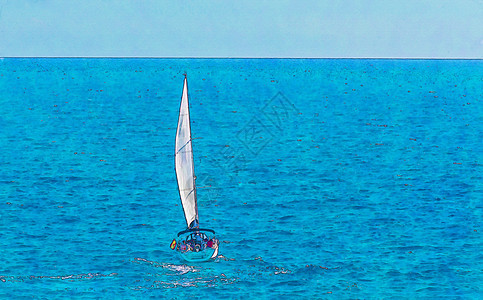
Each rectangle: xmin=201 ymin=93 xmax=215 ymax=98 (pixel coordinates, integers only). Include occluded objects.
xmin=129 ymin=257 xmax=236 ymax=290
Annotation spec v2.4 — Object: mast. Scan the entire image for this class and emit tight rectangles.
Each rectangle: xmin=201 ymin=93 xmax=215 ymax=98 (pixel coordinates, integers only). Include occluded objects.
xmin=186 ymin=75 xmax=198 ymax=226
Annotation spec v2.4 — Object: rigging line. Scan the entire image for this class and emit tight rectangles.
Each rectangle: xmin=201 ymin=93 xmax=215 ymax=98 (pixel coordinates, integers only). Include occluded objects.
xmin=175 ymin=139 xmax=192 ymax=155
xmin=183 ymin=189 xmax=195 ymax=200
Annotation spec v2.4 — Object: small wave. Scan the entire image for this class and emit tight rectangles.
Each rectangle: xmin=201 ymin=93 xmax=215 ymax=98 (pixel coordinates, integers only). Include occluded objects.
xmin=0 ymin=272 xmax=117 ymax=283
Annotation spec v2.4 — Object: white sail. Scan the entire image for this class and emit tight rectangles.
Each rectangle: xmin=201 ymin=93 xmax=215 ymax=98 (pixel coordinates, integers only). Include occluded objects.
xmin=175 ymin=76 xmax=198 ymax=228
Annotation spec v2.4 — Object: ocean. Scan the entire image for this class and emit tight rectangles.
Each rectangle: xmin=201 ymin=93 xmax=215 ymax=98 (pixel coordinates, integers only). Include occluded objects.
xmin=0 ymin=58 xmax=481 ymax=298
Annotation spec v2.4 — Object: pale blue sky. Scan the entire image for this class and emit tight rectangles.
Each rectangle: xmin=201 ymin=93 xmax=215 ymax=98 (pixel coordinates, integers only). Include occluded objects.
xmin=0 ymin=0 xmax=481 ymax=58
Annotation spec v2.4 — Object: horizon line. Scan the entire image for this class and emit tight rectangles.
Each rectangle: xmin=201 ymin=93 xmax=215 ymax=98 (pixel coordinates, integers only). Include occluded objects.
xmin=1 ymin=56 xmax=482 ymax=60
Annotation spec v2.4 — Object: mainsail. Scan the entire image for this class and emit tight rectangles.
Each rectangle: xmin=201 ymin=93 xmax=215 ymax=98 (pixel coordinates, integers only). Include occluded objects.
xmin=175 ymin=76 xmax=198 ymax=228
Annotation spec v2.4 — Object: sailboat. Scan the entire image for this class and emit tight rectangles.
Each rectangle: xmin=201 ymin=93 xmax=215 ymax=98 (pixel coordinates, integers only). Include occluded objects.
xmin=170 ymin=74 xmax=219 ymax=262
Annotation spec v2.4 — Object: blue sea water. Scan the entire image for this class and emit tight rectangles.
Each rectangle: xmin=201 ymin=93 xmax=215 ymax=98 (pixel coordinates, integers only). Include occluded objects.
xmin=0 ymin=58 xmax=481 ymax=298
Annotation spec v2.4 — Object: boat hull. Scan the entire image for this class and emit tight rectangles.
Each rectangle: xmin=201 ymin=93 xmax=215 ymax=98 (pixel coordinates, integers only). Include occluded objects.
xmin=175 ymin=229 xmax=219 ymax=262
